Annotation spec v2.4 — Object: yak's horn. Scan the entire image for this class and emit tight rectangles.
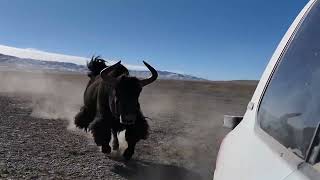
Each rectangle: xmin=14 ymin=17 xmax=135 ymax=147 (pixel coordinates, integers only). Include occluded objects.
xmin=140 ymin=61 xmax=158 ymax=87
xmin=100 ymin=61 xmax=121 ymax=82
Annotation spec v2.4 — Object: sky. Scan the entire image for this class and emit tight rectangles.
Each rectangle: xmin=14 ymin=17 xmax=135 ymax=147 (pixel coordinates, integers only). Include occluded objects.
xmin=0 ymin=0 xmax=310 ymax=80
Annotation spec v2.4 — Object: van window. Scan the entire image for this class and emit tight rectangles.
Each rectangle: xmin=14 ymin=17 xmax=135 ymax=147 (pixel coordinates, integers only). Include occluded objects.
xmin=258 ymin=1 xmax=320 ymax=158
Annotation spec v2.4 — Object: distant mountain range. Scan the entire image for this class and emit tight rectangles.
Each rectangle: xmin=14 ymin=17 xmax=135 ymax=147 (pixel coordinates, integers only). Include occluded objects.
xmin=0 ymin=53 xmax=206 ymax=81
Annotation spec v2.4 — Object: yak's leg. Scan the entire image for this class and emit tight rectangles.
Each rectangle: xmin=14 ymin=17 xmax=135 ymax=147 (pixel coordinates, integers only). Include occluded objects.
xmin=123 ymin=127 xmax=139 ymax=160
xmin=123 ymin=117 xmax=149 ymax=160
xmin=89 ymin=116 xmax=112 ymax=154
xmin=111 ymin=129 xmax=119 ymax=150
xmin=89 ymin=82 xmax=115 ymax=154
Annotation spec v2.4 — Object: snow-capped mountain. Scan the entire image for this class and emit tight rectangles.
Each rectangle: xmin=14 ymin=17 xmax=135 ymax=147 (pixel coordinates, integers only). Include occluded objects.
xmin=0 ymin=53 xmax=206 ymax=81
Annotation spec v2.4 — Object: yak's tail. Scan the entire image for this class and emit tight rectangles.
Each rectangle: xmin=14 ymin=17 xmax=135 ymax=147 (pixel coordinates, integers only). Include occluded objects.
xmin=87 ymin=56 xmax=108 ymax=78
xmin=74 ymin=106 xmax=95 ymax=132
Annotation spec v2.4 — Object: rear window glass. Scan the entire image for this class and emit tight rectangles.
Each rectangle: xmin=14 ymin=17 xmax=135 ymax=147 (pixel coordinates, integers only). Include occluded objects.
xmin=258 ymin=1 xmax=320 ymax=158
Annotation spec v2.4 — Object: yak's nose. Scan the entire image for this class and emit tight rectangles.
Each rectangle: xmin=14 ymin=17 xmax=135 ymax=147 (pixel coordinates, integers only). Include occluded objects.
xmin=120 ymin=114 xmax=136 ymax=125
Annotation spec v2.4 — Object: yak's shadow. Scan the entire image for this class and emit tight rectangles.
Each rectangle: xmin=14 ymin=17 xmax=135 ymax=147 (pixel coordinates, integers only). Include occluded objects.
xmin=111 ymin=159 xmax=203 ymax=180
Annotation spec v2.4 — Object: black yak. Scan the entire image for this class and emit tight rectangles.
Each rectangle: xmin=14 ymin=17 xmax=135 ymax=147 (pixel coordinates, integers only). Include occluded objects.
xmin=74 ymin=56 xmax=158 ymax=160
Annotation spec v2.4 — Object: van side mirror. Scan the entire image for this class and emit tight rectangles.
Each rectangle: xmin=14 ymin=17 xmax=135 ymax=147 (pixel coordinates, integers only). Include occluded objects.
xmin=223 ymin=115 xmax=243 ymax=130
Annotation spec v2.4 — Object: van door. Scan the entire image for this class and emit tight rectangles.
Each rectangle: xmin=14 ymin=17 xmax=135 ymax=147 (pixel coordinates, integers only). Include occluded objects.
xmin=257 ymin=1 xmax=320 ymax=179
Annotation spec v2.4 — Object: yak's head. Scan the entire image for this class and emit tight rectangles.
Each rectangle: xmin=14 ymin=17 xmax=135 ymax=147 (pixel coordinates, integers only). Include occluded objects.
xmin=100 ymin=61 xmax=158 ymax=125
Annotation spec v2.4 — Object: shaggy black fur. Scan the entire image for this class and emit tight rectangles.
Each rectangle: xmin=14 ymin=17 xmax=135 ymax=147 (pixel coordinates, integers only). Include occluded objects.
xmin=74 ymin=105 xmax=95 ymax=132
xmin=74 ymin=57 xmax=150 ymax=160
xmin=87 ymin=56 xmax=107 ymax=78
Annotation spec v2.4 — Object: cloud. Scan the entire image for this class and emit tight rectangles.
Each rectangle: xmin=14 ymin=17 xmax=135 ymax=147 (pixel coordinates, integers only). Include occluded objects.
xmin=0 ymin=44 xmax=147 ymax=70
xmin=0 ymin=44 xmax=88 ymax=65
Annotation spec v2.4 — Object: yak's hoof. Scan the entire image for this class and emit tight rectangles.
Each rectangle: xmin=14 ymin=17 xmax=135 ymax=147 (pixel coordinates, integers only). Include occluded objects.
xmin=123 ymin=149 xmax=134 ymax=160
xmin=102 ymin=145 xmax=111 ymax=154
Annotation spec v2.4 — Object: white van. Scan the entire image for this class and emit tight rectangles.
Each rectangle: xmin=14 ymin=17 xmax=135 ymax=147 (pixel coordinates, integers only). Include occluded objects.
xmin=214 ymin=0 xmax=320 ymax=179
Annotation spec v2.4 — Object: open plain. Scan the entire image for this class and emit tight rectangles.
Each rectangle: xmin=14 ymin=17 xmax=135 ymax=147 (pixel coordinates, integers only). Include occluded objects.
xmin=0 ymin=71 xmax=257 ymax=180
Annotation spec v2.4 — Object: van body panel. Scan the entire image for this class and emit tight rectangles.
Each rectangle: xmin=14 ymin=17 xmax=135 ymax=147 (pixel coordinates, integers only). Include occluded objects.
xmin=213 ymin=0 xmax=317 ymax=179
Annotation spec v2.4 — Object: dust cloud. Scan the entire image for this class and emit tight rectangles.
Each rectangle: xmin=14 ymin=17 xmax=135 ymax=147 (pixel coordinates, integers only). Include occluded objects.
xmin=0 ymin=71 xmax=86 ymax=130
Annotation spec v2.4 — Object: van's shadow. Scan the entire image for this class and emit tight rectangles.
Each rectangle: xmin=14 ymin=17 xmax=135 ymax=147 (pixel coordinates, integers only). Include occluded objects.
xmin=111 ymin=159 xmax=203 ymax=180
